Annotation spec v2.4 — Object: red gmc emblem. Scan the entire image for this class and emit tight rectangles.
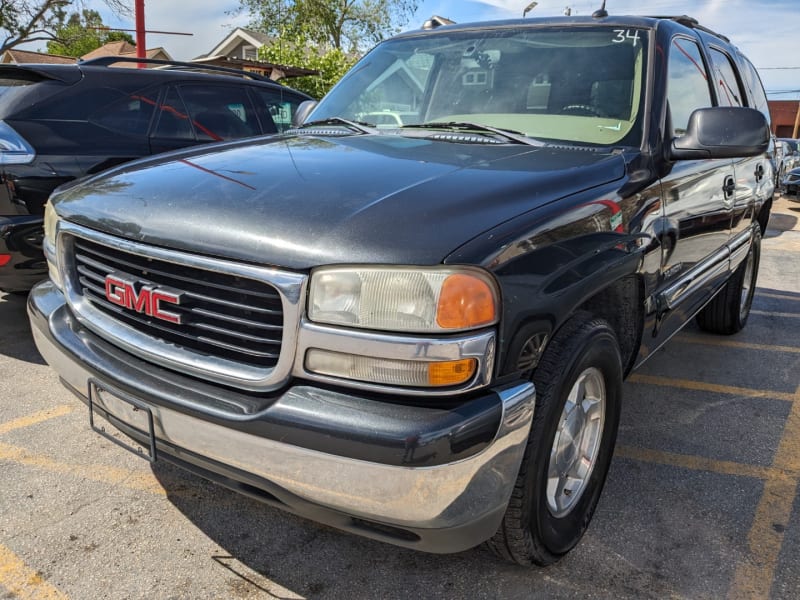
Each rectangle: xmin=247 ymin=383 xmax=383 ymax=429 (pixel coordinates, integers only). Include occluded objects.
xmin=104 ymin=274 xmax=184 ymax=324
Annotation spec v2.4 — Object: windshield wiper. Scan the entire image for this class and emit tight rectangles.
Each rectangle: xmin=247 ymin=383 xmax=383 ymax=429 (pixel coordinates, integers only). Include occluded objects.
xmin=300 ymin=117 xmax=379 ymax=135
xmin=401 ymin=121 xmax=544 ymax=146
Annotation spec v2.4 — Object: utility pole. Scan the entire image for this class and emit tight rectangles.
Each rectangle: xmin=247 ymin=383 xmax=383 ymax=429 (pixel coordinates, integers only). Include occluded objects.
xmin=135 ymin=0 xmax=145 ymax=67
xmin=794 ymin=100 xmax=800 ymax=139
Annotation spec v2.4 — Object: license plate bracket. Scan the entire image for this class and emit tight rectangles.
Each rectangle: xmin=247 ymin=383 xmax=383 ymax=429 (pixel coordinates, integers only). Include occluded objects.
xmin=89 ymin=379 xmax=157 ymax=462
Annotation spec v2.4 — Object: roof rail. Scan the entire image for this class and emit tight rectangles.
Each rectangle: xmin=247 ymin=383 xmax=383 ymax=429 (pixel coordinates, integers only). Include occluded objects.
xmin=650 ymin=15 xmax=730 ymax=43
xmin=78 ymin=56 xmax=272 ymax=81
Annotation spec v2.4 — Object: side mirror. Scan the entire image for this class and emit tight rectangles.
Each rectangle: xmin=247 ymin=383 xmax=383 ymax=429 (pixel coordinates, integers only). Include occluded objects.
xmin=670 ymin=107 xmax=769 ymax=161
xmin=292 ymin=100 xmax=318 ymax=127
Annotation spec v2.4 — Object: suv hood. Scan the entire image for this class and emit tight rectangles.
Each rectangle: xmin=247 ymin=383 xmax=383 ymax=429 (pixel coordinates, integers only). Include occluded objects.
xmin=52 ymin=134 xmax=626 ymax=270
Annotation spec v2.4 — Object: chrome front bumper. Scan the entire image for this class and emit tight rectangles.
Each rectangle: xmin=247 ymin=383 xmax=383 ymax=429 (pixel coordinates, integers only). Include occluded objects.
xmin=28 ymin=280 xmax=536 ymax=553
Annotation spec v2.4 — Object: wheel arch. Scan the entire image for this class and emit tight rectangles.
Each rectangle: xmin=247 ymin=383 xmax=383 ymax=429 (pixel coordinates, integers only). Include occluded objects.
xmin=498 ymin=260 xmax=645 ymax=381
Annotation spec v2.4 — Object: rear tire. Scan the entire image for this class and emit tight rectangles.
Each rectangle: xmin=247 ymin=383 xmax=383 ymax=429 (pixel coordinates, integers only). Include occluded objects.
xmin=696 ymin=226 xmax=761 ymax=335
xmin=486 ymin=313 xmax=623 ymax=566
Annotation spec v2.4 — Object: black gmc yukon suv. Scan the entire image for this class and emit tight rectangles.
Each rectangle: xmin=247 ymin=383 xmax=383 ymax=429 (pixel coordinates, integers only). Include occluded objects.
xmin=28 ymin=14 xmax=773 ymax=565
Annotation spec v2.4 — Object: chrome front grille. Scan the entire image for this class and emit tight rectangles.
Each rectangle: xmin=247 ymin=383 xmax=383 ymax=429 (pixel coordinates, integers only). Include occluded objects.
xmin=58 ymin=222 xmax=306 ymax=391
xmin=73 ymin=237 xmax=283 ymax=367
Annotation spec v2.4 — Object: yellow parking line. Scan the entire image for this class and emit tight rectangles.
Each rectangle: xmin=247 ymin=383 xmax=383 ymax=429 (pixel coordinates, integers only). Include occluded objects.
xmin=0 ymin=441 xmax=165 ymax=496
xmin=756 ymin=292 xmax=800 ymax=302
xmin=0 ymin=406 xmax=74 ymax=436
xmin=615 ymin=445 xmax=771 ymax=480
xmin=750 ymin=310 xmax=800 ymax=318
xmin=0 ymin=544 xmax=68 ymax=600
xmin=628 ymin=374 xmax=796 ymax=402
xmin=673 ymin=334 xmax=800 ymax=355
xmin=729 ymin=384 xmax=800 ymax=599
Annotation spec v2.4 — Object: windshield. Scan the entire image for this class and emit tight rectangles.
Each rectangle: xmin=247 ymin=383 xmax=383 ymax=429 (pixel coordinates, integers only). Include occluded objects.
xmin=311 ymin=25 xmax=649 ymax=147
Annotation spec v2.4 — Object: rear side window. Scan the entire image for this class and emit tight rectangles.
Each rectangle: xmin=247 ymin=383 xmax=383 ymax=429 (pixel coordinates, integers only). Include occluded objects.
xmin=151 ymin=87 xmax=194 ymax=141
xmin=708 ymin=47 xmax=744 ymax=107
xmin=0 ymin=77 xmax=35 ymax=99
xmin=178 ymin=85 xmax=261 ymax=141
xmin=252 ymin=89 xmax=303 ymax=133
xmin=90 ymin=87 xmax=158 ymax=137
xmin=739 ymin=55 xmax=770 ymax=122
xmin=0 ymin=75 xmax=42 ymax=115
xmin=667 ymin=37 xmax=713 ymax=135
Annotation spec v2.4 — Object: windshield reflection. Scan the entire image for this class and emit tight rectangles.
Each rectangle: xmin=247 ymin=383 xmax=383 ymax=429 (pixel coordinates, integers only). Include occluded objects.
xmin=310 ymin=26 xmax=648 ymax=147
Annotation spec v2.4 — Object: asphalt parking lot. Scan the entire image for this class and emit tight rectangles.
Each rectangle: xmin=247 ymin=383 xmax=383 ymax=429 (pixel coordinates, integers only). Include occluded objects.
xmin=1 ymin=194 xmax=799 ymax=599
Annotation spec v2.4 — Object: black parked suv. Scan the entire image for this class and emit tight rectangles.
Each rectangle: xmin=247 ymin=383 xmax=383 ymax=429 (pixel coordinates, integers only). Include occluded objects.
xmin=30 ymin=15 xmax=773 ymax=565
xmin=0 ymin=57 xmax=311 ymax=292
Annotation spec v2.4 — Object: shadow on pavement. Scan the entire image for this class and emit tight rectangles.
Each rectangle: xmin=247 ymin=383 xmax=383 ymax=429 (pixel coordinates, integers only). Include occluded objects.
xmin=0 ymin=291 xmax=45 ymax=365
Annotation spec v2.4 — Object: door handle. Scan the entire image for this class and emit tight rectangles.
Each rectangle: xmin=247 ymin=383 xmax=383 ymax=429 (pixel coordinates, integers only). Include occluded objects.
xmin=723 ymin=175 xmax=736 ymax=198
xmin=755 ymin=164 xmax=764 ymax=182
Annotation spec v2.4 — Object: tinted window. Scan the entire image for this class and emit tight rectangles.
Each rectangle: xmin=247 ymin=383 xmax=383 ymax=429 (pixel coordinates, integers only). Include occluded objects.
xmin=252 ymin=89 xmax=302 ymax=133
xmin=667 ymin=37 xmax=713 ymax=134
xmin=708 ymin=48 xmax=743 ymax=107
xmin=151 ymin=87 xmax=194 ymax=141
xmin=90 ymin=87 xmax=158 ymax=136
xmin=179 ymin=85 xmax=260 ymax=141
xmin=0 ymin=77 xmax=35 ymax=100
xmin=739 ymin=55 xmax=770 ymax=121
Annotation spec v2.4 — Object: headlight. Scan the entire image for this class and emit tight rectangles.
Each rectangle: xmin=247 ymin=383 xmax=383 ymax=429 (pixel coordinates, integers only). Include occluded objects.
xmin=43 ymin=202 xmax=62 ymax=289
xmin=308 ymin=267 xmax=499 ymax=332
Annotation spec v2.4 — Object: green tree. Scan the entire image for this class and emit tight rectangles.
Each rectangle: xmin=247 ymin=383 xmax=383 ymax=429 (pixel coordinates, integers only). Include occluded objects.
xmin=232 ymin=0 xmax=418 ymax=52
xmin=1 ymin=0 xmax=69 ymax=53
xmin=1 ymin=0 xmax=131 ymax=54
xmin=260 ymin=34 xmax=357 ymax=99
xmin=46 ymin=8 xmax=134 ymax=57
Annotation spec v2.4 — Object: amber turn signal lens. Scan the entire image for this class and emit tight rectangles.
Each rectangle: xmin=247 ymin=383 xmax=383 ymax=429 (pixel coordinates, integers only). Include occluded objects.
xmin=436 ymin=274 xmax=497 ymax=329
xmin=428 ymin=358 xmax=477 ymax=387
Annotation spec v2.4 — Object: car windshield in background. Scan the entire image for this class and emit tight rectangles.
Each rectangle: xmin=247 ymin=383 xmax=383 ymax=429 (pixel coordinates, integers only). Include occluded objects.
xmin=311 ymin=26 xmax=648 ymax=147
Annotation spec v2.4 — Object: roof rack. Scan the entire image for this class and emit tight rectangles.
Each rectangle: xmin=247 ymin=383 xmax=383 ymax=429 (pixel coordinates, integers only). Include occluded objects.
xmin=649 ymin=15 xmax=730 ymax=43
xmin=78 ymin=56 xmax=272 ymax=81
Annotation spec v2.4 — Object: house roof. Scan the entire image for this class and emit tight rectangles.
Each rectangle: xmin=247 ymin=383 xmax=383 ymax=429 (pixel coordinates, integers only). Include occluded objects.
xmin=202 ymin=27 xmax=275 ymax=60
xmin=191 ymin=55 xmax=319 ymax=80
xmin=0 ymin=49 xmax=76 ymax=64
xmin=80 ymin=40 xmax=137 ymax=60
xmin=79 ymin=42 xmax=173 ymax=66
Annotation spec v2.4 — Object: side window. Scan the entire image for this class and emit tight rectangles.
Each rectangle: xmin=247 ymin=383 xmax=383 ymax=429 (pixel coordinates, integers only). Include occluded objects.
xmin=90 ymin=87 xmax=158 ymax=137
xmin=178 ymin=85 xmax=260 ymax=142
xmin=151 ymin=87 xmax=194 ymax=141
xmin=708 ymin=47 xmax=744 ymax=107
xmin=667 ymin=37 xmax=713 ymax=135
xmin=739 ymin=55 xmax=771 ymax=122
xmin=252 ymin=89 xmax=302 ymax=133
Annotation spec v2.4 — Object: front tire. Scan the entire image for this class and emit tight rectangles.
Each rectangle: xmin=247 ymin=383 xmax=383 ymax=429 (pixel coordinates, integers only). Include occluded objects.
xmin=487 ymin=313 xmax=623 ymax=566
xmin=696 ymin=225 xmax=761 ymax=335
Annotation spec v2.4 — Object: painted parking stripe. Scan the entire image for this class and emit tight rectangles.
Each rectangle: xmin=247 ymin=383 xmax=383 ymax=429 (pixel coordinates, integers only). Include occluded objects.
xmin=628 ymin=374 xmax=796 ymax=402
xmin=750 ymin=310 xmax=800 ymax=318
xmin=729 ymin=384 xmax=800 ymax=599
xmin=673 ymin=334 xmax=800 ymax=355
xmin=756 ymin=291 xmax=800 ymax=302
xmin=615 ymin=445 xmax=771 ymax=480
xmin=0 ymin=406 xmax=74 ymax=436
xmin=0 ymin=442 xmax=165 ymax=496
xmin=0 ymin=544 xmax=68 ymax=600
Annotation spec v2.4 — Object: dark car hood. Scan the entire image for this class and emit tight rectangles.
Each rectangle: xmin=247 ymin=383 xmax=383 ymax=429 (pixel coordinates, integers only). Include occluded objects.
xmin=52 ymin=134 xmax=626 ymax=270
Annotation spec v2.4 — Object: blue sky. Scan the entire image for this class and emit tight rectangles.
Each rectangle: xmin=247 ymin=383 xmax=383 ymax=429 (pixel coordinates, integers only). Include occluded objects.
xmin=73 ymin=0 xmax=799 ymax=99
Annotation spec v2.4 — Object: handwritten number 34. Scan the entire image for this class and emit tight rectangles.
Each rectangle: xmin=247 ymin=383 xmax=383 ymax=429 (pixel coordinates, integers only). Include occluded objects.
xmin=613 ymin=29 xmax=640 ymax=44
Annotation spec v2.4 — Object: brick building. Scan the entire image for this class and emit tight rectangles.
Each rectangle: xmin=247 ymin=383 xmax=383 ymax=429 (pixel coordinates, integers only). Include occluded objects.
xmin=769 ymin=100 xmax=800 ymax=138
